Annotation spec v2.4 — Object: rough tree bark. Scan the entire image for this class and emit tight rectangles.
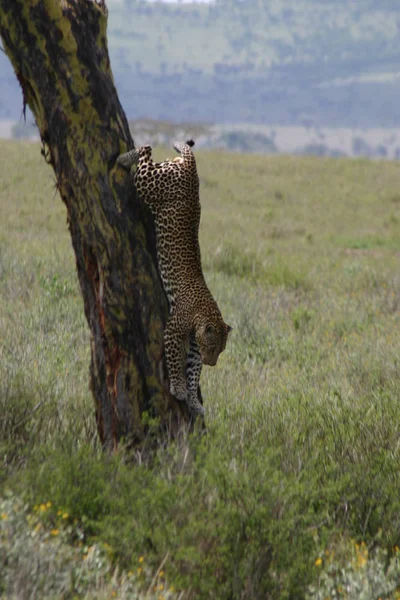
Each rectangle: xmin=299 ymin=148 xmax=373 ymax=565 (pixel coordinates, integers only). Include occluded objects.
xmin=0 ymin=0 xmax=203 ymax=450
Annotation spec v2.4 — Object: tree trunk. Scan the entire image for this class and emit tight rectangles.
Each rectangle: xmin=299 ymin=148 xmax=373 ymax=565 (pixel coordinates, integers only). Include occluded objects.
xmin=0 ymin=0 xmax=202 ymax=451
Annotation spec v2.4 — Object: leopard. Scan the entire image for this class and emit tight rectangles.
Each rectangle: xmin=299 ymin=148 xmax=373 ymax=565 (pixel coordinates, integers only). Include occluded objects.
xmin=117 ymin=140 xmax=231 ymax=415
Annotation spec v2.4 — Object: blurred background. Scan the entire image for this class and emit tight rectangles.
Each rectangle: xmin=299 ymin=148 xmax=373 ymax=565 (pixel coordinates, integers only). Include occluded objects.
xmin=1 ymin=0 xmax=400 ymax=158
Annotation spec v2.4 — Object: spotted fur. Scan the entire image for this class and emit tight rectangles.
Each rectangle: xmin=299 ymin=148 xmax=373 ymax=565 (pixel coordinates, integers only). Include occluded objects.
xmin=117 ymin=140 xmax=231 ymax=415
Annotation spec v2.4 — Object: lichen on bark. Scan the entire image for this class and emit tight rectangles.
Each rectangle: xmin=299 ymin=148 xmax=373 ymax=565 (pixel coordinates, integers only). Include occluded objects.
xmin=0 ymin=0 xmax=202 ymax=450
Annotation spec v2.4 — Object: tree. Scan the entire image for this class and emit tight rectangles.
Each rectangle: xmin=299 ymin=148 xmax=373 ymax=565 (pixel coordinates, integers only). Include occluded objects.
xmin=0 ymin=0 xmax=202 ymax=451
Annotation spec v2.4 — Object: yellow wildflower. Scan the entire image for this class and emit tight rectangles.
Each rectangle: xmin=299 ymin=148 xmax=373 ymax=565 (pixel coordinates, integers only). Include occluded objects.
xmin=137 ymin=567 xmax=143 ymax=575
xmin=57 ymin=510 xmax=63 ymax=516
xmin=50 ymin=529 xmax=59 ymax=536
xmin=62 ymin=513 xmax=69 ymax=520
xmin=159 ymin=570 xmax=165 ymax=577
xmin=1 ymin=512 xmax=8 ymax=521
xmin=315 ymin=557 xmax=323 ymax=567
xmin=39 ymin=504 xmax=47 ymax=512
xmin=128 ymin=571 xmax=134 ymax=577
xmin=357 ymin=553 xmax=367 ymax=568
xmin=169 ymin=586 xmax=175 ymax=593
xmin=46 ymin=502 xmax=52 ymax=508
xmin=158 ymin=583 xmax=164 ymax=591
xmin=139 ymin=556 xmax=145 ymax=563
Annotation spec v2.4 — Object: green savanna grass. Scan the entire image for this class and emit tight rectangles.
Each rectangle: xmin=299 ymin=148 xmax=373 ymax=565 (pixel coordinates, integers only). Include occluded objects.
xmin=1 ymin=140 xmax=400 ymax=598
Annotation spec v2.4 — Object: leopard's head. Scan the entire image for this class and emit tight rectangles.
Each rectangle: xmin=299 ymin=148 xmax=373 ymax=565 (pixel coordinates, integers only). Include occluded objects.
xmin=196 ymin=320 xmax=232 ymax=366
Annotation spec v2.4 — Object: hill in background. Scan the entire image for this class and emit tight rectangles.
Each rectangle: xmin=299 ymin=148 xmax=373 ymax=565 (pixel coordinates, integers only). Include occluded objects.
xmin=10 ymin=117 xmax=400 ymax=159
xmin=1 ymin=0 xmax=400 ymax=157
xmin=106 ymin=0 xmax=400 ymax=128
xmin=129 ymin=119 xmax=400 ymax=159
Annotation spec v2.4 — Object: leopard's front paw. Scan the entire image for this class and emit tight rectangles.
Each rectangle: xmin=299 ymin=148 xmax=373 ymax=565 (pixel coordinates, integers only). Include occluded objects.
xmin=170 ymin=382 xmax=188 ymax=402
xmin=187 ymin=394 xmax=205 ymax=416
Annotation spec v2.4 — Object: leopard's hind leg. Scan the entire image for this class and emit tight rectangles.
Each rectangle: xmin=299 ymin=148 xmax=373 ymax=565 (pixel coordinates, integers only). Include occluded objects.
xmin=116 ymin=148 xmax=139 ymax=169
xmin=117 ymin=145 xmax=153 ymax=169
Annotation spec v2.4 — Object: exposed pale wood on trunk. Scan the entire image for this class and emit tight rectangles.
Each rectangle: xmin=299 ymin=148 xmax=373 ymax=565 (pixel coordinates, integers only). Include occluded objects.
xmin=0 ymin=0 xmax=203 ymax=450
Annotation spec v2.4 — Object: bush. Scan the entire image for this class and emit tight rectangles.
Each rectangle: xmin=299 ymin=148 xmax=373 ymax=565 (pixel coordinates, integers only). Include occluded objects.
xmin=0 ymin=495 xmax=178 ymax=599
xmin=308 ymin=542 xmax=400 ymax=599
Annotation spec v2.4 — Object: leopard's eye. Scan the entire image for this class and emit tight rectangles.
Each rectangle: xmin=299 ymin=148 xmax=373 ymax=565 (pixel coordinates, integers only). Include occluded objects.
xmin=205 ymin=324 xmax=215 ymax=336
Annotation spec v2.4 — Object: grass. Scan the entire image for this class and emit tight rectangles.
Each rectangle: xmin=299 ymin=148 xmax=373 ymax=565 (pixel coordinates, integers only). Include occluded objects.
xmin=1 ymin=140 xmax=400 ymax=598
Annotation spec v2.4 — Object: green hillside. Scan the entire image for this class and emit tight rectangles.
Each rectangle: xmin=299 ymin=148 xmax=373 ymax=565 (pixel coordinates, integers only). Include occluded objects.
xmin=1 ymin=140 xmax=400 ymax=598
xmin=110 ymin=0 xmax=399 ymax=75
xmin=107 ymin=0 xmax=400 ymax=126
xmin=1 ymin=0 xmax=400 ymax=127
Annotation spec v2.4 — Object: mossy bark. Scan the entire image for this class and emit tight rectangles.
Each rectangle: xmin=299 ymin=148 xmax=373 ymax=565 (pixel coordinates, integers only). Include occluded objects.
xmin=0 ymin=0 xmax=202 ymax=450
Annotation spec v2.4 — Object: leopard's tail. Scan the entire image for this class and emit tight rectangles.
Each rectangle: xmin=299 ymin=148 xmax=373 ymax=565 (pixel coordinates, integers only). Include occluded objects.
xmin=173 ymin=139 xmax=196 ymax=162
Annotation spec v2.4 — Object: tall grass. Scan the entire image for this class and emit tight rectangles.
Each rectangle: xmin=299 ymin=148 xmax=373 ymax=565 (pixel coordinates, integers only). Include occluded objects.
xmin=1 ymin=141 xmax=400 ymax=598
